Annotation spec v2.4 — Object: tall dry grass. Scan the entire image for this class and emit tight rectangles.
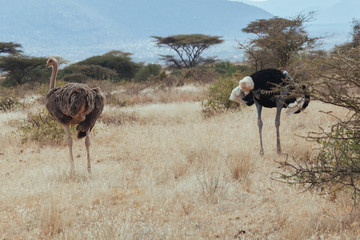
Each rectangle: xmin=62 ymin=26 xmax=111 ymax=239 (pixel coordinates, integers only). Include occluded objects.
xmin=0 ymin=86 xmax=359 ymax=239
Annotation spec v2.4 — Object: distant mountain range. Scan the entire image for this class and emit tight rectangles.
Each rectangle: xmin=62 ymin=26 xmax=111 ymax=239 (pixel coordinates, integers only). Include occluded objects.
xmin=310 ymin=0 xmax=360 ymax=44
xmin=0 ymin=0 xmax=272 ymax=62
xmin=317 ymin=0 xmax=360 ymax=24
xmin=0 ymin=0 xmax=357 ymax=63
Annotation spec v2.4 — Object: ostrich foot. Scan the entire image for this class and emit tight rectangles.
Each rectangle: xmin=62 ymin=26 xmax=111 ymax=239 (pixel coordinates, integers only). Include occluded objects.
xmin=259 ymin=149 xmax=264 ymax=156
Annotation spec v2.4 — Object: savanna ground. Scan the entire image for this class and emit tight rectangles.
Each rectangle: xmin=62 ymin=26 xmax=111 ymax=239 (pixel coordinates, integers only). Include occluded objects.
xmin=0 ymin=84 xmax=359 ymax=239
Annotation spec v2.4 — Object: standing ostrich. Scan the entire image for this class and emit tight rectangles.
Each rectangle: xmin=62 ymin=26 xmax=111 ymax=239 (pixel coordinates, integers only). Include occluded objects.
xmin=45 ymin=57 xmax=104 ymax=174
xmin=229 ymin=69 xmax=310 ymax=155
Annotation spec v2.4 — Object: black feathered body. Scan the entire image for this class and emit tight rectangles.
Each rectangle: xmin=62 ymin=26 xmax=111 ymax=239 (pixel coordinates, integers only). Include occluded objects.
xmin=241 ymin=69 xmax=310 ymax=113
xmin=46 ymin=83 xmax=104 ymax=139
xmin=229 ymin=68 xmax=310 ymax=155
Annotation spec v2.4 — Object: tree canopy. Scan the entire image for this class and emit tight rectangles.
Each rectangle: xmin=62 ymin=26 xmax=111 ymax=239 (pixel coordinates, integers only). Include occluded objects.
xmin=152 ymin=34 xmax=223 ymax=68
xmin=238 ymin=12 xmax=319 ymax=70
xmin=76 ymin=51 xmax=141 ymax=81
xmin=0 ymin=42 xmax=23 ymax=55
xmin=0 ymin=55 xmax=47 ymax=86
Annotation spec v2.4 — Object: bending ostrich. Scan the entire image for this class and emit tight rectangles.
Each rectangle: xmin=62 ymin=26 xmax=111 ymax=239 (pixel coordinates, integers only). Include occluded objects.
xmin=229 ymin=69 xmax=310 ymax=155
xmin=45 ymin=57 xmax=104 ymax=174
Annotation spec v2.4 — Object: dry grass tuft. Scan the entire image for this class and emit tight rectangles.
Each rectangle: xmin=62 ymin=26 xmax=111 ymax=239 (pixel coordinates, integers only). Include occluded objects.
xmin=197 ymin=171 xmax=225 ymax=204
xmin=100 ymin=107 xmax=139 ymax=125
xmin=101 ymin=82 xmax=206 ymax=107
xmin=39 ymin=198 xmax=64 ymax=238
xmin=227 ymin=153 xmax=253 ymax=182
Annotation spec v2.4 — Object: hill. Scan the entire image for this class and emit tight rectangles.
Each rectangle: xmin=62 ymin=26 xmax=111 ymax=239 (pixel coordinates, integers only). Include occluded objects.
xmin=306 ymin=0 xmax=360 ymax=46
xmin=0 ymin=0 xmax=272 ymax=62
xmin=318 ymin=0 xmax=360 ymax=24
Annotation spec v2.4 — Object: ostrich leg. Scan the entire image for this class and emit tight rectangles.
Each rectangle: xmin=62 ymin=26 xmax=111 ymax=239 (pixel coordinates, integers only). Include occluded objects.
xmin=255 ymin=102 xmax=264 ymax=156
xmin=275 ymin=100 xmax=284 ymax=154
xmin=63 ymin=125 xmax=75 ymax=174
xmin=85 ymin=130 xmax=91 ymax=174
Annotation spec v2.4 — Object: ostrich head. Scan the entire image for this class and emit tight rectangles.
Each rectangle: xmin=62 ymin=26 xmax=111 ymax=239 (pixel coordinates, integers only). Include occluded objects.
xmin=239 ymin=76 xmax=254 ymax=94
xmin=46 ymin=57 xmax=58 ymax=69
xmin=229 ymin=76 xmax=254 ymax=104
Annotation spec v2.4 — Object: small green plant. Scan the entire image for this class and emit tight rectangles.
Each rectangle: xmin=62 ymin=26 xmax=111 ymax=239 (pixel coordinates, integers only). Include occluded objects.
xmin=201 ymin=76 xmax=240 ymax=116
xmin=19 ymin=110 xmax=75 ymax=145
xmin=0 ymin=95 xmax=21 ymax=112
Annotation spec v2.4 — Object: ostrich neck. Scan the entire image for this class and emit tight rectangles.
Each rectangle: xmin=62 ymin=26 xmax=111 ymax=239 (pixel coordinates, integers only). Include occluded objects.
xmin=49 ymin=63 xmax=58 ymax=89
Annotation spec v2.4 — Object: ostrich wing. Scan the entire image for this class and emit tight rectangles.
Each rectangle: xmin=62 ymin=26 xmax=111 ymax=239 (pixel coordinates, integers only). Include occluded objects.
xmin=76 ymin=87 xmax=104 ymax=139
xmin=56 ymin=83 xmax=95 ymax=118
xmin=46 ymin=88 xmax=73 ymax=125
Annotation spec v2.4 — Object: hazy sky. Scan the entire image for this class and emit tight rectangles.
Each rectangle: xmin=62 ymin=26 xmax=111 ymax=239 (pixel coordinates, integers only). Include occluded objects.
xmin=231 ymin=0 xmax=342 ymax=17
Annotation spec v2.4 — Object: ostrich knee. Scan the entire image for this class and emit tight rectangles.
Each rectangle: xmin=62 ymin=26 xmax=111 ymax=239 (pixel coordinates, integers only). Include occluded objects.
xmin=275 ymin=119 xmax=280 ymax=128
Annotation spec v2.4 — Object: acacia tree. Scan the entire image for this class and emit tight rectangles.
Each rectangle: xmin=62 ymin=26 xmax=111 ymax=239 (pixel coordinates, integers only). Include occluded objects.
xmin=76 ymin=50 xmax=141 ymax=81
xmin=0 ymin=42 xmax=23 ymax=55
xmin=0 ymin=55 xmax=47 ymax=86
xmin=152 ymin=34 xmax=223 ymax=68
xmin=238 ymin=12 xmax=319 ymax=70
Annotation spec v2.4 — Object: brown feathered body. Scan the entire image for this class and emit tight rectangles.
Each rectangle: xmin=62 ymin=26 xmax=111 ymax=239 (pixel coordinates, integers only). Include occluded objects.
xmin=46 ymin=82 xmax=104 ymax=139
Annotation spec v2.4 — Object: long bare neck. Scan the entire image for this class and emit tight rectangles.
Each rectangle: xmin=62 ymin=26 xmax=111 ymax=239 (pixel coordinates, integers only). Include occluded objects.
xmin=49 ymin=63 xmax=58 ymax=89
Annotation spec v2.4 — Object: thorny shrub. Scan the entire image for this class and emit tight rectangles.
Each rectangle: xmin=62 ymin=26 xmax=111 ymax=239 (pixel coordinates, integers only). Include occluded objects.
xmin=276 ymin=46 xmax=360 ymax=201
xmin=278 ymin=122 xmax=360 ymax=196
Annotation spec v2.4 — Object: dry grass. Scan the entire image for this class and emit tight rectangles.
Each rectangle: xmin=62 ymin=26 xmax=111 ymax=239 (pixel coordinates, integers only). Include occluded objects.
xmin=1 ymin=85 xmax=359 ymax=239
xmin=104 ymin=83 xmax=207 ymax=106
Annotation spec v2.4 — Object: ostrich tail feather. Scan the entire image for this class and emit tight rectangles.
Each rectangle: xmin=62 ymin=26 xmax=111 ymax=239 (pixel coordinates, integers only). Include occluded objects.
xmin=77 ymin=131 xmax=87 ymax=139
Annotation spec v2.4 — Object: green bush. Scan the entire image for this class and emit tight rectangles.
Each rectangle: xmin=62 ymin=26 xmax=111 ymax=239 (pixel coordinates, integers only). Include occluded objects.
xmin=201 ymin=76 xmax=240 ymax=116
xmin=63 ymin=73 xmax=87 ymax=83
xmin=212 ymin=61 xmax=252 ymax=77
xmin=77 ymin=52 xmax=141 ymax=81
xmin=134 ymin=64 xmax=162 ymax=82
xmin=59 ymin=64 xmax=118 ymax=82
xmin=20 ymin=110 xmax=75 ymax=145
xmin=318 ymin=127 xmax=360 ymax=168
